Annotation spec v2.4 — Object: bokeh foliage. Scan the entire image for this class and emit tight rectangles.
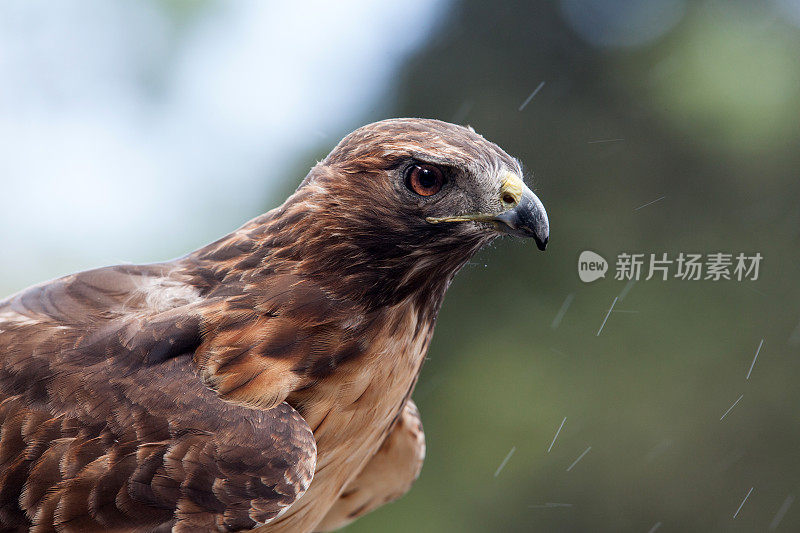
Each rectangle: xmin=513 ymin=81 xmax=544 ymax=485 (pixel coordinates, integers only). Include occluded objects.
xmin=335 ymin=1 xmax=800 ymax=531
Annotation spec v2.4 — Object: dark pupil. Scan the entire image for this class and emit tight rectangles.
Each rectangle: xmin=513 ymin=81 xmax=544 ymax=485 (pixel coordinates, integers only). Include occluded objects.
xmin=418 ymin=167 xmax=436 ymax=188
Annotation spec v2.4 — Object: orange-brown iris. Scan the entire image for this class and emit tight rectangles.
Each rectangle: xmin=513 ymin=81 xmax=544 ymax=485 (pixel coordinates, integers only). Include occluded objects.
xmin=405 ymin=164 xmax=444 ymax=196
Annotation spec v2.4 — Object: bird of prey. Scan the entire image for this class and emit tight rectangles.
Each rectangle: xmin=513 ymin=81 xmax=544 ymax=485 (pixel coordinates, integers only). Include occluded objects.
xmin=0 ymin=118 xmax=548 ymax=532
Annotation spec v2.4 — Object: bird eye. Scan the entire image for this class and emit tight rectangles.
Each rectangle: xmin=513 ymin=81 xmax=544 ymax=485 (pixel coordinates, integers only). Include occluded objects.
xmin=405 ymin=164 xmax=445 ymax=196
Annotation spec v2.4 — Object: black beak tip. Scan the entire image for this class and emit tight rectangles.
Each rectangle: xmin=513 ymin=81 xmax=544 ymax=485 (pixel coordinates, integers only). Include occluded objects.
xmin=493 ymin=189 xmax=549 ymax=250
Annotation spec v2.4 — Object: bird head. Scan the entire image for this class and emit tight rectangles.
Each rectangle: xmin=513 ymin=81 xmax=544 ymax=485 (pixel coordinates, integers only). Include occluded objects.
xmin=315 ymin=118 xmax=549 ymax=253
xmin=247 ymin=118 xmax=549 ymax=310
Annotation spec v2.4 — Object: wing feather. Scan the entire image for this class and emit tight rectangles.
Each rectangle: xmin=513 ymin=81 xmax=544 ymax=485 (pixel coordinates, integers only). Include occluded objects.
xmin=0 ymin=265 xmax=317 ymax=531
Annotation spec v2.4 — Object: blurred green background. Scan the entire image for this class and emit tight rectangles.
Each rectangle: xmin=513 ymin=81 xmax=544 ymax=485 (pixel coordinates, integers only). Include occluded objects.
xmin=2 ymin=0 xmax=800 ymax=531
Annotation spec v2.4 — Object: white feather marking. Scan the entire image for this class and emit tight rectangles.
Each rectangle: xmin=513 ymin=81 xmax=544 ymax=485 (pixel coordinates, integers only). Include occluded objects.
xmin=134 ymin=277 xmax=201 ymax=312
xmin=260 ymin=503 xmax=291 ymax=525
xmin=0 ymin=310 xmax=40 ymax=327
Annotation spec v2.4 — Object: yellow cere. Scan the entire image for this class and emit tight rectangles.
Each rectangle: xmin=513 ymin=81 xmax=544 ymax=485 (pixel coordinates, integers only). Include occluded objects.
xmin=499 ymin=172 xmax=524 ymax=207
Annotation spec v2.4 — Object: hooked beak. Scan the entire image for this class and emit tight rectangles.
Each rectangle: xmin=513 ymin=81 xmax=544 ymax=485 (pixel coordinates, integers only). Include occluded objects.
xmin=426 ymin=172 xmax=550 ymax=251
xmin=493 ymin=182 xmax=549 ymax=250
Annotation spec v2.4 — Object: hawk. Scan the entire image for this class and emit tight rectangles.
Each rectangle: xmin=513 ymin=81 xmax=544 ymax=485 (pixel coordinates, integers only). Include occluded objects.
xmin=0 ymin=118 xmax=548 ymax=532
